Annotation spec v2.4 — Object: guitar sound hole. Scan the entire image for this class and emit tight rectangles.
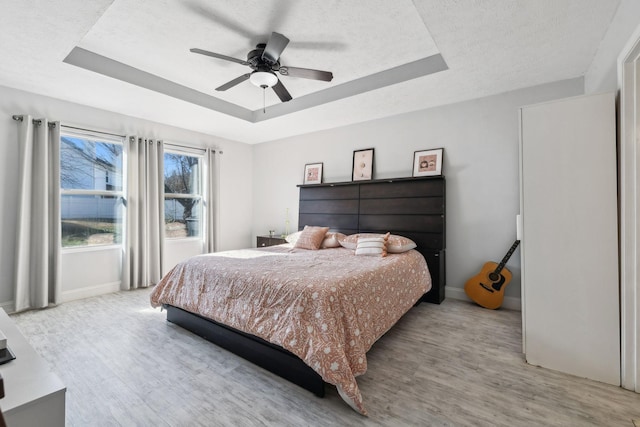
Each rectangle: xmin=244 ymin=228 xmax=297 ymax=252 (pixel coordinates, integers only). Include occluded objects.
xmin=488 ymin=272 xmax=501 ymax=282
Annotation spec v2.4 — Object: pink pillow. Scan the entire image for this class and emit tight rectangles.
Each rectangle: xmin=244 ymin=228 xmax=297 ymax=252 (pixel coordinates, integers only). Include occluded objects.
xmin=337 ymin=233 xmax=360 ymax=250
xmin=320 ymin=232 xmax=346 ymax=249
xmin=386 ymin=235 xmax=417 ymax=253
xmin=293 ymin=226 xmax=330 ymax=250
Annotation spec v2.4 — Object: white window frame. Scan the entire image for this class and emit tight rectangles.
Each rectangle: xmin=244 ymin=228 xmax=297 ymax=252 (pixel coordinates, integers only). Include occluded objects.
xmin=163 ymin=145 xmax=205 ymax=241
xmin=59 ymin=128 xmax=126 ymax=251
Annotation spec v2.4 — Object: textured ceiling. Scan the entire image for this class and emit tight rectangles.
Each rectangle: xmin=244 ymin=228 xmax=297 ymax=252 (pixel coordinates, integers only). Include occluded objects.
xmin=74 ymin=0 xmax=440 ymax=111
xmin=0 ymin=0 xmax=621 ymax=144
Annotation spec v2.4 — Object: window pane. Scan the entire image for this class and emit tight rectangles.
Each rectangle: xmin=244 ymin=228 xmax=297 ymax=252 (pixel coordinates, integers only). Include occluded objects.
xmin=165 ymin=198 xmax=202 ymax=238
xmin=164 ymin=153 xmax=200 ymax=195
xmin=61 ymin=136 xmax=123 ymax=191
xmin=61 ymin=195 xmax=123 ymax=247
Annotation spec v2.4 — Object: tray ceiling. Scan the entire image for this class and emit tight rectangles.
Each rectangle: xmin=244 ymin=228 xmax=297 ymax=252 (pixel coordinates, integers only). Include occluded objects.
xmin=0 ymin=0 xmax=621 ymax=143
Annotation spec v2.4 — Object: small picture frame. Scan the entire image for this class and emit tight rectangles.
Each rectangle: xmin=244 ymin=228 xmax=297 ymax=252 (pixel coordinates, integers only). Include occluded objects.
xmin=352 ymin=148 xmax=374 ymax=181
xmin=413 ymin=148 xmax=444 ymax=177
xmin=303 ymin=162 xmax=323 ymax=184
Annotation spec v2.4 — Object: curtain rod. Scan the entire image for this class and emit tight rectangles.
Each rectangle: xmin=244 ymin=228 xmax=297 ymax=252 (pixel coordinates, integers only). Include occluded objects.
xmin=13 ymin=115 xmax=223 ymax=153
xmin=13 ymin=118 xmax=123 ymax=138
xmin=61 ymin=124 xmax=125 ymax=139
xmin=12 ymin=115 xmax=57 ymax=128
xmin=164 ymin=141 xmax=223 ymax=155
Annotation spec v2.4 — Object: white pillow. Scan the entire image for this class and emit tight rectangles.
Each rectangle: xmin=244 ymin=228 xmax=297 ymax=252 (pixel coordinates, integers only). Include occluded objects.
xmin=355 ymin=237 xmax=387 ymax=257
xmin=285 ymin=231 xmax=302 ymax=244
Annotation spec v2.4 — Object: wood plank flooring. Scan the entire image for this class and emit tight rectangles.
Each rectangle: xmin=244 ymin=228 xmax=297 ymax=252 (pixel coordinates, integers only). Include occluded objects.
xmin=9 ymin=288 xmax=640 ymax=426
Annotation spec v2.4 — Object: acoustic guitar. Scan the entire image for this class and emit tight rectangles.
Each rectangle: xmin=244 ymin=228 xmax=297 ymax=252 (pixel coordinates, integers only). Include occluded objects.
xmin=464 ymin=240 xmax=520 ymax=309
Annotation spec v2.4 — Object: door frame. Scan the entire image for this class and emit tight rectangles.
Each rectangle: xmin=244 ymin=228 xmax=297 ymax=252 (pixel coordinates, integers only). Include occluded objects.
xmin=618 ymin=23 xmax=640 ymax=392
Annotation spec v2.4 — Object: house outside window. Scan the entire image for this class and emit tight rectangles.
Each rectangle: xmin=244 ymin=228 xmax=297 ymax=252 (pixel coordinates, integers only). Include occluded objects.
xmin=60 ymin=130 xmax=125 ymax=248
xmin=164 ymin=149 xmax=203 ymax=238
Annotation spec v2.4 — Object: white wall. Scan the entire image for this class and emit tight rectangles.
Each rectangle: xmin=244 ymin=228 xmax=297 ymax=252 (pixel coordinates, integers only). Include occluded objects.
xmin=252 ymin=78 xmax=584 ymax=306
xmin=59 ymin=247 xmax=122 ymax=303
xmin=0 ymin=84 xmax=253 ymax=309
xmin=163 ymin=238 xmax=203 ymax=276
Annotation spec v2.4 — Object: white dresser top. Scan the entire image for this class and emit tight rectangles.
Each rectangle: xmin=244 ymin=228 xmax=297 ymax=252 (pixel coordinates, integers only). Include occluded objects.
xmin=0 ymin=308 xmax=66 ymax=416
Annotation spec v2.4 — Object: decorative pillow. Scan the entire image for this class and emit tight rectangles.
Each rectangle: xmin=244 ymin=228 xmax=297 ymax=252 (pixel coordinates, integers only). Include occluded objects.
xmin=320 ymin=232 xmax=346 ymax=249
xmin=293 ymin=226 xmax=330 ymax=250
xmin=355 ymin=236 xmax=387 ymax=257
xmin=285 ymin=231 xmax=302 ymax=244
xmin=339 ymin=232 xmax=416 ymax=253
xmin=339 ymin=232 xmax=388 ymax=249
xmin=338 ymin=233 xmax=360 ymax=250
xmin=386 ymin=235 xmax=417 ymax=253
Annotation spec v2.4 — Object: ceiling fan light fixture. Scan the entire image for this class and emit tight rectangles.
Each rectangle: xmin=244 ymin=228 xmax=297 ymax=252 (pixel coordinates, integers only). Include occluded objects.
xmin=191 ymin=31 xmax=331 ymax=103
xmin=250 ymin=71 xmax=278 ymax=88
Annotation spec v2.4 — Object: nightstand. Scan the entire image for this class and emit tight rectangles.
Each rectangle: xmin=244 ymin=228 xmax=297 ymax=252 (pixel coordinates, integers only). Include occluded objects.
xmin=257 ymin=235 xmax=287 ymax=247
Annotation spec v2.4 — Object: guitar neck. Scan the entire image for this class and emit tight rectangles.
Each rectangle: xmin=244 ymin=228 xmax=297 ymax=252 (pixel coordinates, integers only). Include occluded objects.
xmin=494 ymin=240 xmax=520 ymax=274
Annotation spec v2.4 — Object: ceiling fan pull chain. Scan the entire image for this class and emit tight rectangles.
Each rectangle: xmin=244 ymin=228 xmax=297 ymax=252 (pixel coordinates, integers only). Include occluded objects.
xmin=263 ymin=86 xmax=267 ymax=113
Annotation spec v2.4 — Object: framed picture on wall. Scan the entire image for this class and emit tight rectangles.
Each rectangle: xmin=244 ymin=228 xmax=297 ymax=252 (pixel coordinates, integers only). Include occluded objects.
xmin=303 ymin=162 xmax=323 ymax=184
xmin=352 ymin=148 xmax=374 ymax=181
xmin=412 ymin=148 xmax=444 ymax=177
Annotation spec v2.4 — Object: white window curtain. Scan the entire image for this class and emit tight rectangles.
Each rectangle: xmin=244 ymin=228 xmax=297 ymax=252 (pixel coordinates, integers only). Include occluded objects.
xmin=206 ymin=148 xmax=220 ymax=253
xmin=122 ymin=137 xmax=164 ymax=289
xmin=13 ymin=115 xmax=61 ymax=312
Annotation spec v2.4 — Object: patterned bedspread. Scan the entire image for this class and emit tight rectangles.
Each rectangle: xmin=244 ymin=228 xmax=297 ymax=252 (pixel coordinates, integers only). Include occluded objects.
xmin=150 ymin=245 xmax=431 ymax=415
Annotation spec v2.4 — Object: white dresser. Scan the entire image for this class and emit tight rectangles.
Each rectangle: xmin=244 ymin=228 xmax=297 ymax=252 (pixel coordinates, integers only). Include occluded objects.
xmin=0 ymin=308 xmax=65 ymax=426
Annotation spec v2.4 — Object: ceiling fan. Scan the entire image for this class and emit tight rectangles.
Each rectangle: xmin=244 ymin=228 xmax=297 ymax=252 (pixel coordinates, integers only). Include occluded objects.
xmin=190 ymin=32 xmax=333 ymax=103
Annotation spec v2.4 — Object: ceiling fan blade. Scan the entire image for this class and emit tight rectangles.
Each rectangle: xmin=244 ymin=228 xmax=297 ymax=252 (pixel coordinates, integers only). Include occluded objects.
xmin=279 ymin=66 xmax=333 ymax=82
xmin=215 ymin=73 xmax=251 ymax=91
xmin=287 ymin=41 xmax=347 ymax=51
xmin=190 ymin=48 xmax=249 ymax=66
xmin=272 ymin=79 xmax=292 ymax=102
xmin=262 ymin=32 xmax=290 ymax=63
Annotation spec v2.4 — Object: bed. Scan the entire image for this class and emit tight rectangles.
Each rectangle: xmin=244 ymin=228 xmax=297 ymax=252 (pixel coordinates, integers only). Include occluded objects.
xmin=150 ymin=176 xmax=446 ymax=415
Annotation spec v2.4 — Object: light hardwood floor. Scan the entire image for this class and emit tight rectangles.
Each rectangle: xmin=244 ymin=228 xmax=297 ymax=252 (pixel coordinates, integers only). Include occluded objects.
xmin=9 ymin=288 xmax=640 ymax=426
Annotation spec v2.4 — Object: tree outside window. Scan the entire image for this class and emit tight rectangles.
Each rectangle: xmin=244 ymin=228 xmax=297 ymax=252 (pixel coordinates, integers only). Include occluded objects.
xmin=164 ymin=151 xmax=203 ymax=238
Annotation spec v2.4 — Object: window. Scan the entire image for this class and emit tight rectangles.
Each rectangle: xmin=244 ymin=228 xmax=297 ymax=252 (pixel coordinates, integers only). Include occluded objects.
xmin=164 ymin=150 xmax=203 ymax=238
xmin=60 ymin=130 xmax=124 ymax=248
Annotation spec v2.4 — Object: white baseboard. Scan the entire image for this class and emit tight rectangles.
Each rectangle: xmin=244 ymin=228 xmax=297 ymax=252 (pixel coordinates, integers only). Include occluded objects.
xmin=0 ymin=301 xmax=15 ymax=314
xmin=446 ymin=286 xmax=521 ymax=311
xmin=60 ymin=281 xmax=122 ymax=303
xmin=0 ymin=282 xmax=121 ymax=314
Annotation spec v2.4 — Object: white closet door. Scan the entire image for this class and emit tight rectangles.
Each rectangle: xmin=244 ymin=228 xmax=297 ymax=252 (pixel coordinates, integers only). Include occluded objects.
xmin=520 ymin=92 xmax=620 ymax=385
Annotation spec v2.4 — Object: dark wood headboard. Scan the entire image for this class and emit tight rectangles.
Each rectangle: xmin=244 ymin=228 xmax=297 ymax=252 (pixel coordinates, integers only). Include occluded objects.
xmin=297 ymin=176 xmax=446 ymax=304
